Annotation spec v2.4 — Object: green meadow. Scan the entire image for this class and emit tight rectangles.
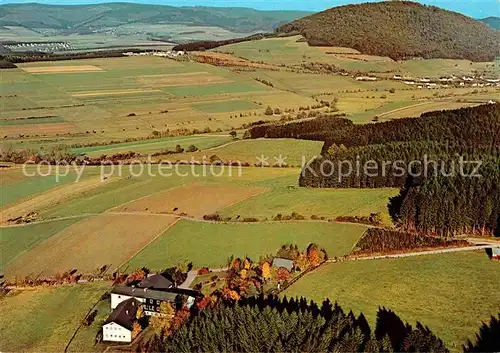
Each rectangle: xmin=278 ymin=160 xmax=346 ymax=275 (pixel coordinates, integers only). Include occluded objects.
xmin=126 ymin=219 xmax=367 ymax=269
xmin=283 ymin=251 xmax=500 ymax=350
xmin=0 ymin=282 xmax=111 ymax=352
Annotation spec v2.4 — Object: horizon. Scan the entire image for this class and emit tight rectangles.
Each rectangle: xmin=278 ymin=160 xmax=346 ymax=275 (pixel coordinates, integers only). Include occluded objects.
xmin=0 ymin=0 xmax=498 ymax=18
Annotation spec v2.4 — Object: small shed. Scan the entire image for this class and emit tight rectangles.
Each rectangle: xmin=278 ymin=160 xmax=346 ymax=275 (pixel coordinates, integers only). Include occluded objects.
xmin=272 ymin=258 xmax=294 ymax=271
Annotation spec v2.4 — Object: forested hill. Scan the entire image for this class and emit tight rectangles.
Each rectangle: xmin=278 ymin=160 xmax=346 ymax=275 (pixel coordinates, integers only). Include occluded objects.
xmin=480 ymin=17 xmax=500 ymax=30
xmin=0 ymin=3 xmax=311 ymax=33
xmin=277 ymin=1 xmax=500 ymax=61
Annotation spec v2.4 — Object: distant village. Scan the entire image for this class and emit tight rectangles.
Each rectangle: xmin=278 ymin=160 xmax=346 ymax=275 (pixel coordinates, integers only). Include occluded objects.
xmin=356 ymin=74 xmax=500 ymax=89
xmin=4 ymin=41 xmax=74 ymax=52
xmin=122 ymin=50 xmax=186 ymax=58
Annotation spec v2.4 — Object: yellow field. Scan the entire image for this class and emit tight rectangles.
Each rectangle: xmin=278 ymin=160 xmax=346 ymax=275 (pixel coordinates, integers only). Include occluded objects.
xmin=21 ymin=65 xmax=104 ymax=74
xmin=137 ymin=72 xmax=232 ymax=86
xmin=71 ymin=89 xmax=163 ymax=97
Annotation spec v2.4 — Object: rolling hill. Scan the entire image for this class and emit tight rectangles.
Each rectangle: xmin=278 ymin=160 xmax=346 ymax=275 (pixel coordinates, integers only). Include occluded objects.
xmin=480 ymin=16 xmax=500 ymax=30
xmin=277 ymin=1 xmax=500 ymax=61
xmin=0 ymin=3 xmax=311 ymax=33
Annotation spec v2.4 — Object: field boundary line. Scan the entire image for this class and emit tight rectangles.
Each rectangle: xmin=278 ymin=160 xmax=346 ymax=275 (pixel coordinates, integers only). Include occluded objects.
xmin=105 ymin=183 xmax=190 ymax=213
xmin=114 ymin=216 xmax=180 ymax=272
xmin=377 ymin=101 xmax=431 ymax=118
xmin=218 ymin=186 xmax=270 ymax=211
xmin=204 ymin=139 xmax=242 ymax=151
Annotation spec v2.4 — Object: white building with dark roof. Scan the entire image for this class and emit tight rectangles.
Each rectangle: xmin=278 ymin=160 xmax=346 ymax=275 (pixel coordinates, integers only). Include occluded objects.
xmin=103 ymin=298 xmax=140 ymax=343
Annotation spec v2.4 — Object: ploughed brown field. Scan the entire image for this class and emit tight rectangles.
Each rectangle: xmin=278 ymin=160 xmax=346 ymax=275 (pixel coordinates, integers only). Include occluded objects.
xmin=3 ymin=213 xmax=179 ymax=277
xmin=112 ymin=183 xmax=267 ymax=218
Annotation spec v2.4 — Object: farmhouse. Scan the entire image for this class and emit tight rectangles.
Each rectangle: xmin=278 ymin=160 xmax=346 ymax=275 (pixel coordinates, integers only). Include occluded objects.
xmin=103 ymin=298 xmax=140 ymax=343
xmin=137 ymin=274 xmax=173 ymax=290
xmin=111 ymin=274 xmax=199 ymax=315
xmin=272 ymin=257 xmax=294 ymax=271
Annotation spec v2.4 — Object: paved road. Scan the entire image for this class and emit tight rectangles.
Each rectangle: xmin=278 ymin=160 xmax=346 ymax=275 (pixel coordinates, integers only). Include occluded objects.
xmin=179 ymin=267 xmax=229 ymax=289
xmin=179 ymin=270 xmax=198 ymax=289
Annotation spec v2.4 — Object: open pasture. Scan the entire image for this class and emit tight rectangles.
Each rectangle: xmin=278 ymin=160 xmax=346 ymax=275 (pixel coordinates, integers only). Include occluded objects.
xmin=71 ymin=88 xmax=163 ymax=97
xmin=0 ymin=166 xmax=101 ymax=208
xmin=1 ymin=176 xmax=115 ymax=224
xmin=222 ymin=173 xmax=398 ymax=223
xmin=0 ymin=281 xmax=111 ymax=352
xmin=1 ymin=122 xmax=78 ymax=135
xmin=376 ymin=100 xmax=479 ymax=120
xmin=0 ymin=219 xmax=77 ymax=272
xmin=3 ymin=213 xmax=179 ymax=278
xmin=193 ymin=99 xmax=260 ymax=113
xmin=72 ymin=134 xmax=231 ymax=157
xmin=21 ymin=65 xmax=104 ymax=74
xmin=126 ymin=219 xmax=367 ymax=269
xmin=37 ymin=166 xmax=299 ymax=220
xmin=283 ymin=251 xmax=500 ymax=349
xmin=184 ymin=138 xmax=323 ymax=166
xmin=0 ymin=165 xmax=26 ymax=185
xmin=137 ymin=72 xmax=232 ymax=87
xmin=112 ymin=183 xmax=267 ymax=218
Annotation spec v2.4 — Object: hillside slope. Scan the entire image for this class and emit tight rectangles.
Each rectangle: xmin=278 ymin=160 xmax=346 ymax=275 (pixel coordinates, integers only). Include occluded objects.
xmin=480 ymin=16 xmax=500 ymax=30
xmin=277 ymin=1 xmax=500 ymax=61
xmin=0 ymin=3 xmax=311 ymax=33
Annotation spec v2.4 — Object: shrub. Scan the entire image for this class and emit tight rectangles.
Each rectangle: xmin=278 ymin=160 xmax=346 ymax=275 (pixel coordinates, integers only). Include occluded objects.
xmin=203 ymin=213 xmax=222 ymax=221
xmin=265 ymin=106 xmax=274 ymax=115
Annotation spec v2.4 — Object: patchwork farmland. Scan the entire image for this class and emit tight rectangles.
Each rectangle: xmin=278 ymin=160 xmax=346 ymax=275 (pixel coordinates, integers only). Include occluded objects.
xmin=2 ymin=166 xmax=381 ymax=277
xmin=1 ymin=18 xmax=499 ymax=352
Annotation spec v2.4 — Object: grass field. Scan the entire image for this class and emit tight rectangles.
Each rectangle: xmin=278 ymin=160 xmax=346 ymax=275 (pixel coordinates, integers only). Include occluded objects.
xmin=193 ymin=100 xmax=260 ymax=113
xmin=126 ymin=219 xmax=367 ymax=270
xmin=37 ymin=166 xmax=299 ymax=220
xmin=1 ymin=176 xmax=114 ymax=224
xmin=72 ymin=135 xmax=232 ymax=157
xmin=0 ymin=219 xmax=77 ymax=272
xmin=283 ymin=251 xmax=500 ymax=350
xmin=222 ymin=173 xmax=398 ymax=222
xmin=4 ymin=214 xmax=178 ymax=278
xmin=184 ymin=138 xmax=324 ymax=166
xmin=0 ymin=282 xmax=111 ymax=352
xmin=0 ymin=168 xmax=97 ymax=208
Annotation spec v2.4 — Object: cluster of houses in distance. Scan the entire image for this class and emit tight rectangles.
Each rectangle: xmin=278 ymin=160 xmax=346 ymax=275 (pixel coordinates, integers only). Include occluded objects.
xmin=123 ymin=50 xmax=186 ymax=58
xmin=355 ymin=74 xmax=500 ymax=89
xmin=4 ymin=41 xmax=74 ymax=52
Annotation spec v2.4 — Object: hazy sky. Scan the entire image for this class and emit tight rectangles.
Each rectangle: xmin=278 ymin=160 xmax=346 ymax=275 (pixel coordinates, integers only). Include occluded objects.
xmin=0 ymin=0 xmax=498 ymax=18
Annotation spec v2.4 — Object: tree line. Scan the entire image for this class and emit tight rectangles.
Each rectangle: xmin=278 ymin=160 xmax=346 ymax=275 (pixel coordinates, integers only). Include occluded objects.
xmin=351 ymin=228 xmax=469 ymax=256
